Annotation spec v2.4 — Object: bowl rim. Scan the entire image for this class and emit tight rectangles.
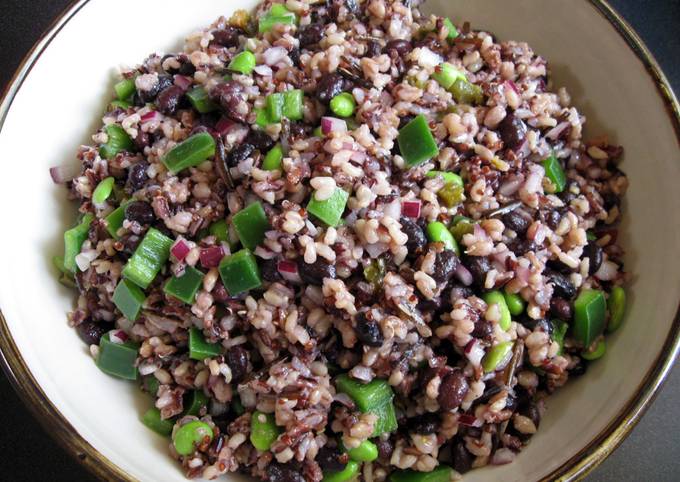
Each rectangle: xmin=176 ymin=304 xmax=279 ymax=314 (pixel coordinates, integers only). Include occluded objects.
xmin=0 ymin=1 xmax=678 ymax=481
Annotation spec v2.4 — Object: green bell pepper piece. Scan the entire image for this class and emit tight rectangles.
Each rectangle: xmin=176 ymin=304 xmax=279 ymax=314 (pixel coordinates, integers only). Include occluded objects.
xmin=113 ymin=279 xmax=146 ymax=321
xmin=218 ymin=249 xmax=262 ymax=295
xmin=573 ymin=289 xmax=607 ymax=347
xmin=122 ymin=228 xmax=173 ymax=289
xmin=63 ymin=213 xmax=94 ymax=273
xmin=186 ymin=87 xmax=218 ymax=114
xmin=263 ymin=144 xmax=284 ymax=171
xmin=607 ymin=286 xmax=626 ymax=333
xmin=189 ymin=327 xmax=221 ymax=361
xmin=323 ymin=460 xmax=360 ymax=482
xmin=307 ymin=187 xmax=349 ymax=227
xmin=282 ymin=89 xmax=304 ymax=120
xmin=228 ymin=51 xmax=256 ymax=75
xmin=442 ymin=18 xmax=459 ymax=40
xmin=184 ymin=390 xmax=209 ymax=416
xmin=92 ymin=177 xmax=115 ymax=205
xmin=164 ymin=266 xmax=205 ymax=304
xmin=104 ymin=200 xmax=132 ymax=239
xmin=397 ymin=115 xmax=439 ymax=168
xmin=114 ymin=78 xmax=137 ymax=101
xmin=141 ymin=407 xmax=174 ymax=436
xmin=232 ymin=201 xmax=271 ymax=250
xmin=431 ymin=63 xmax=465 ymax=90
xmin=266 ymin=93 xmax=284 ymax=123
xmin=162 ymin=132 xmax=216 ymax=174
xmin=96 ymin=333 xmax=139 ymax=380
xmin=542 ymin=154 xmax=567 ymax=193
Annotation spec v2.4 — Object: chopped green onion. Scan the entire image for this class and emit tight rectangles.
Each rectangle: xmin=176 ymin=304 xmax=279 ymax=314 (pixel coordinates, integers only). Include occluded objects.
xmin=542 ymin=154 xmax=567 ymax=193
xmin=483 ymin=291 xmax=512 ymax=331
xmin=425 ymin=221 xmax=459 ymax=253
xmin=114 ymin=78 xmax=137 ymax=101
xmin=504 ymin=291 xmax=525 ymax=317
xmin=92 ymin=177 xmax=115 ymax=205
xmin=100 ymin=124 xmax=134 ymax=160
xmin=96 ymin=333 xmax=139 ymax=380
xmin=228 ymin=51 xmax=256 ymax=75
xmin=425 ymin=170 xmax=463 ymax=187
xmin=104 ymin=201 xmax=132 ymax=239
xmin=113 ymin=279 xmax=146 ymax=321
xmin=184 ymin=390 xmax=209 ymax=417
xmin=63 ymin=213 xmax=94 ymax=273
xmin=282 ymin=89 xmax=304 ymax=121
xmin=189 ymin=327 xmax=221 ymax=361
xmin=122 ymin=227 xmax=173 ymax=289
xmin=346 ymin=439 xmax=378 ymax=462
xmin=307 ymin=187 xmax=349 ymax=227
xmin=390 ymin=466 xmax=452 ymax=482
xmin=218 ymin=249 xmax=262 ymax=295
xmin=173 ymin=421 xmax=213 ymax=456
xmin=323 ymin=460 xmax=360 ymax=482
xmin=162 ymin=132 xmax=216 ymax=174
xmin=442 ymin=18 xmax=459 ymax=40
xmin=450 ymin=78 xmax=484 ymax=105
xmin=164 ymin=266 xmax=205 ymax=304
xmin=186 ymin=87 xmax=218 ymax=114
xmin=482 ymin=341 xmax=514 ymax=373
xmin=330 ymin=92 xmax=356 ymax=118
xmin=250 ymin=411 xmax=280 ymax=451
xmin=255 ymin=107 xmax=272 ymax=127
xmin=552 ymin=320 xmax=569 ymax=355
xmin=209 ymin=219 xmax=229 ymax=243
xmin=262 ymin=144 xmax=284 ymax=171
xmin=266 ymin=93 xmax=284 ymax=123
xmin=232 ymin=201 xmax=271 ymax=251
xmin=607 ymin=286 xmax=626 ymax=333
xmin=582 ymin=339 xmax=606 ymax=361
xmin=432 ymin=63 xmax=465 ymax=90
xmin=141 ymin=407 xmax=174 ymax=437
xmin=573 ymin=289 xmax=607 ymax=347
xmin=397 ymin=114 xmax=439 ymax=168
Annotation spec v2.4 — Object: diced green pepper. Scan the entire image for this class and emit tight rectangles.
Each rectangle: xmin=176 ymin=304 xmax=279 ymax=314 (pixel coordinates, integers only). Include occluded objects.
xmin=483 ymin=291 xmax=512 ymax=331
xmin=218 ymin=249 xmax=262 ymax=295
xmin=142 ymin=375 xmax=160 ymax=396
xmin=323 ymin=460 xmax=360 ymax=482
xmin=63 ymin=213 xmax=94 ymax=273
xmin=228 ymin=51 xmax=256 ymax=75
xmin=164 ymin=266 xmax=205 ymax=304
xmin=270 ymin=3 xmax=293 ymax=17
xmin=504 ymin=291 xmax=525 ymax=317
xmin=232 ymin=202 xmax=271 ymax=250
xmin=262 ymin=144 xmax=284 ymax=171
xmin=397 ymin=115 xmax=439 ymax=168
xmin=173 ymin=421 xmax=214 ymax=456
xmin=450 ymin=78 xmax=484 ymax=105
xmin=449 ymin=215 xmax=474 ymax=243
xmin=586 ymin=231 xmax=597 ymax=242
xmin=552 ymin=320 xmax=569 ymax=355
xmin=335 ymin=375 xmax=396 ymax=436
xmin=53 ymin=255 xmax=75 ymax=288
xmin=266 ymin=93 xmax=284 ymax=123
xmin=282 ymin=89 xmax=304 ymax=120
xmin=122 ymin=228 xmax=173 ymax=289
xmin=307 ymin=187 xmax=349 ymax=227
xmin=110 ymin=100 xmax=132 ymax=110
xmin=105 ymin=201 xmax=132 ymax=239
xmin=432 ymin=63 xmax=465 ymax=90
xmin=162 ymin=132 xmax=216 ymax=174
xmin=114 ymin=78 xmax=137 ymax=101
xmin=250 ymin=411 xmax=280 ymax=451
xmin=371 ymin=400 xmax=398 ymax=436
xmin=313 ymin=126 xmax=323 ymax=137
xmin=482 ymin=341 xmax=514 ymax=373
xmin=364 ymin=258 xmax=386 ymax=291
xmin=582 ymin=339 xmax=606 ymax=360
xmin=255 ymin=107 xmax=272 ymax=127
xmin=607 ymin=286 xmax=626 ymax=333
xmin=184 ymin=390 xmax=209 ymax=416
xmin=573 ymin=289 xmax=607 ymax=347
xmin=100 ymin=124 xmax=135 ymax=160
xmin=426 ymin=221 xmax=459 ymax=254
xmin=390 ymin=465 xmax=452 ymax=482
xmin=442 ymin=18 xmax=459 ymax=40
xmin=542 ymin=154 xmax=567 ymax=193
xmin=141 ymin=407 xmax=174 ymax=437
xmin=425 ymin=170 xmax=463 ymax=187
xmin=330 ymin=92 xmax=356 ymax=118
xmin=258 ymin=14 xmax=297 ymax=33
xmin=209 ymin=219 xmax=229 ymax=243
xmin=189 ymin=327 xmax=221 ymax=361
xmin=92 ymin=177 xmax=115 ymax=205
xmin=113 ymin=279 xmax=146 ymax=321
xmin=347 ymin=439 xmax=378 ymax=462
xmin=436 ymin=183 xmax=465 ymax=208
xmin=96 ymin=333 xmax=139 ymax=380
xmin=186 ymin=87 xmax=218 ymax=114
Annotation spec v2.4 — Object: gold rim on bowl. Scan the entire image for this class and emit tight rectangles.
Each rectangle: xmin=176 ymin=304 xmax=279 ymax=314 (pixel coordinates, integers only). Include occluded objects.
xmin=0 ymin=1 xmax=678 ymax=481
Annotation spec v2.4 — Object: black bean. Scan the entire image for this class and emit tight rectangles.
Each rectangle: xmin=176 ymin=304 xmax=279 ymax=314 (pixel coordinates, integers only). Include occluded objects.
xmin=505 ymin=392 xmax=518 ymax=412
xmin=366 ymin=40 xmax=381 ymax=58
xmin=178 ymin=58 xmax=196 ymax=76
xmin=225 ymin=345 xmax=248 ymax=383
xmin=316 ymin=73 xmax=350 ymax=104
xmin=461 ymin=255 xmax=490 ymax=288
xmin=385 ymin=39 xmax=412 ymax=57
xmin=354 ymin=312 xmax=384 ymax=347
xmin=266 ymin=463 xmax=305 ymax=482
xmin=547 ymin=271 xmax=576 ymax=299
xmin=245 ymin=129 xmax=275 ymax=151
xmin=76 ymin=321 xmax=112 ymax=346
xmin=210 ymin=81 xmax=248 ymax=122
xmin=451 ymin=440 xmax=473 ymax=474
xmin=400 ymin=217 xmax=427 ymax=257
xmin=520 ymin=317 xmax=553 ymax=335
xmin=471 ymin=320 xmax=494 ymax=339
xmin=542 ymin=209 xmax=562 ymax=231
xmin=376 ymin=438 xmax=394 ymax=460
xmin=431 ymin=250 xmax=460 ymax=284
xmin=289 ymin=47 xmax=301 ymax=67
xmin=138 ymin=75 xmax=173 ymax=103
xmin=211 ymin=27 xmax=241 ymax=48
xmin=408 ymin=413 xmax=439 ymax=435
xmin=344 ymin=0 xmax=359 ymax=15
xmin=127 ymin=162 xmax=149 ymax=191
xmin=502 ymin=210 xmax=530 ymax=235
xmin=583 ymin=242 xmax=603 ymax=276
xmin=549 ymin=296 xmax=573 ymax=320
xmin=227 ymin=143 xmax=255 ymax=167
xmin=601 ymin=191 xmax=621 ymax=210
xmin=156 ymin=85 xmax=184 ymax=115
xmin=260 ymin=258 xmax=282 ymax=282
xmin=438 ymin=369 xmax=469 ymax=410
xmin=125 ymin=201 xmax=155 ymax=225
xmin=508 ymin=238 xmax=537 ymax=256
xmin=475 ymin=381 xmax=502 ymax=405
xmin=449 ymin=285 xmax=474 ymax=302
xmin=134 ymin=130 xmax=150 ymax=151
xmin=315 ymin=446 xmax=346 ymax=473
xmin=569 ymin=359 xmax=588 ymax=377
xmin=299 ymin=24 xmax=324 ymax=48
xmin=298 ymin=258 xmax=336 ymax=285
xmin=523 ymin=402 xmax=541 ymax=429
xmin=558 ymin=183 xmax=577 ymax=204
xmin=497 ymin=112 xmax=527 ymax=150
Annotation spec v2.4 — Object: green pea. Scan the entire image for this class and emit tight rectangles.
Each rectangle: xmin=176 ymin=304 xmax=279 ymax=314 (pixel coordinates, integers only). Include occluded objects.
xmin=250 ymin=411 xmax=280 ymax=451
xmin=426 ymin=221 xmax=459 ymax=254
xmin=323 ymin=460 xmax=360 ymax=482
xmin=503 ymin=291 xmax=525 ymax=317
xmin=228 ymin=51 xmax=256 ymax=75
xmin=330 ymin=92 xmax=356 ymax=118
xmin=607 ymin=286 xmax=626 ymax=333
xmin=482 ymin=341 xmax=513 ymax=373
xmin=582 ymin=339 xmax=606 ymax=361
xmin=172 ymin=421 xmax=214 ymax=456
xmin=483 ymin=291 xmax=511 ymax=331
xmin=347 ymin=439 xmax=378 ymax=462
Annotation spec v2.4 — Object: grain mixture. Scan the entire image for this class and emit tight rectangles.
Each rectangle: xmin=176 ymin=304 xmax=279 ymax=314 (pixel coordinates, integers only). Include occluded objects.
xmin=52 ymin=0 xmax=629 ymax=480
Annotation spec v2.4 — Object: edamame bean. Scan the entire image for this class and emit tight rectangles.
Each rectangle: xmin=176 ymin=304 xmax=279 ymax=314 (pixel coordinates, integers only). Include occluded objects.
xmin=582 ymin=339 xmax=606 ymax=361
xmin=483 ymin=291 xmax=512 ymax=331
xmin=330 ymin=92 xmax=356 ymax=118
xmin=347 ymin=439 xmax=378 ymax=462
xmin=172 ymin=421 xmax=214 ymax=456
xmin=607 ymin=286 xmax=626 ymax=333
xmin=426 ymin=221 xmax=458 ymax=253
xmin=503 ymin=291 xmax=525 ymax=316
xmin=250 ymin=411 xmax=280 ymax=451
xmin=482 ymin=341 xmax=513 ymax=373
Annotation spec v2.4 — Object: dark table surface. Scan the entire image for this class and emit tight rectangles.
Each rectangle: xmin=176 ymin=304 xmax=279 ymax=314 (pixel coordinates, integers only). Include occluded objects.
xmin=1 ymin=1 xmax=678 ymax=481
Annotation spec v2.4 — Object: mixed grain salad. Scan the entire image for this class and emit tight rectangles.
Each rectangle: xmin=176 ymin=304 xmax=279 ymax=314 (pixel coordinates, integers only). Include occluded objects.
xmin=51 ymin=0 xmax=629 ymax=480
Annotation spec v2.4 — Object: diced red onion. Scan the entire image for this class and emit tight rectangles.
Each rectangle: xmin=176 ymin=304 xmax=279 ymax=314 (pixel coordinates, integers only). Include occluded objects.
xmin=402 ymin=200 xmax=422 ymax=218
xmin=173 ymin=75 xmax=193 ymax=91
xmin=505 ymin=80 xmax=520 ymax=95
xmin=454 ymin=264 xmax=473 ymax=286
xmin=383 ymin=199 xmax=402 ymax=220
xmin=263 ymin=46 xmax=288 ymax=66
xmin=546 ymin=121 xmax=570 ymax=140
xmin=498 ymin=175 xmax=525 ymax=197
xmin=342 ymin=141 xmax=355 ymax=151
xmin=253 ymin=64 xmax=273 ymax=77
xmin=138 ymin=361 xmax=160 ymax=376
xmin=109 ymin=330 xmax=128 ymax=344
xmin=171 ymin=239 xmax=191 ymax=262
xmin=350 ymin=151 xmax=367 ymax=163
xmin=49 ymin=164 xmax=81 ymax=184
xmin=465 ymin=339 xmax=485 ymax=366
xmin=364 ymin=242 xmax=389 ymax=259
xmin=225 ymin=124 xmax=249 ymax=145
xmin=321 ymin=117 xmax=347 ymax=135
xmin=200 ymin=246 xmax=224 ymax=269
xmin=458 ymin=413 xmax=482 ymax=427
xmin=140 ymin=110 xmax=161 ymax=123
xmin=278 ymin=260 xmax=302 ymax=283
xmin=75 ymin=250 xmax=97 ymax=272
xmin=215 ymin=117 xmax=236 ymax=137
xmin=595 ymin=260 xmax=619 ymax=281
xmin=491 ymin=448 xmax=517 ymax=465
xmin=332 ymin=392 xmax=356 ymax=409
xmin=516 ymin=138 xmax=530 ymax=158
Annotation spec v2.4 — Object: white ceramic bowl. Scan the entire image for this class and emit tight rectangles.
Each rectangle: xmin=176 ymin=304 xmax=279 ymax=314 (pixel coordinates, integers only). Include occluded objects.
xmin=0 ymin=0 xmax=678 ymax=481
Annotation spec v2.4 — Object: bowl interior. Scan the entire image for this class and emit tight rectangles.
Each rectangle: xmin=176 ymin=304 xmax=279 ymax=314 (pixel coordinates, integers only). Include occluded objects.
xmin=0 ymin=0 xmax=678 ymax=481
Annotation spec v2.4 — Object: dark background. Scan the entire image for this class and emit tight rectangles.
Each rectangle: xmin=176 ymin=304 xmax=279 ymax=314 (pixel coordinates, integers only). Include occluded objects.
xmin=1 ymin=0 xmax=678 ymax=481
